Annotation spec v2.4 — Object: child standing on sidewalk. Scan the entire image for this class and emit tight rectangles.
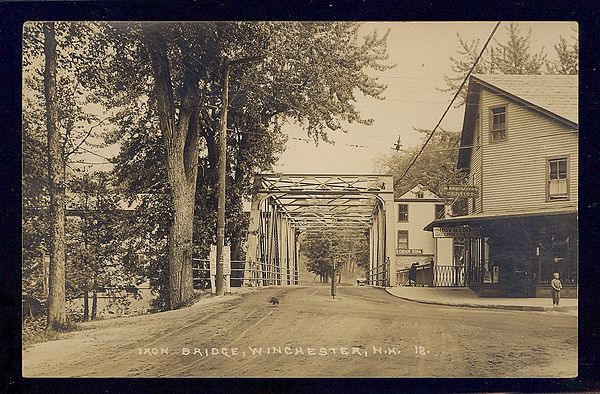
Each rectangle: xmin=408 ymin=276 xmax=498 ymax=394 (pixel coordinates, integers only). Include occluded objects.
xmin=551 ymin=272 xmax=563 ymax=306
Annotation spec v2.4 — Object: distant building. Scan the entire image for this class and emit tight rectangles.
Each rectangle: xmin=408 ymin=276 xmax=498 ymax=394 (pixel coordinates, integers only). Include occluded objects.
xmin=425 ymin=74 xmax=578 ymax=297
xmin=394 ymin=184 xmax=453 ymax=285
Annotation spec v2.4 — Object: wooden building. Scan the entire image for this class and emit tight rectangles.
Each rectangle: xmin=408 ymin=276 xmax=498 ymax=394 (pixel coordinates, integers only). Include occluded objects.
xmin=393 ymin=184 xmax=454 ymax=286
xmin=425 ymin=74 xmax=578 ymax=297
xmin=395 ymin=184 xmax=452 ymax=264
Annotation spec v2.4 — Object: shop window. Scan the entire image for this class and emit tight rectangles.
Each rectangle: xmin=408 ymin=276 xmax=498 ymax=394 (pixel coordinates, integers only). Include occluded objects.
xmin=547 ymin=158 xmax=569 ymax=200
xmin=453 ymin=238 xmax=465 ymax=266
xmin=490 ymin=106 xmax=507 ymax=142
xmin=397 ymin=230 xmax=408 ymax=249
xmin=538 ymin=232 xmax=577 ymax=285
xmin=398 ymin=204 xmax=408 ymax=222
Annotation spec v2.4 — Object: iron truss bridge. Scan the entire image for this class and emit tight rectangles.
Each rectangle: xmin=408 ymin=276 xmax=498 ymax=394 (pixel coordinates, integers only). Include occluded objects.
xmin=243 ymin=174 xmax=397 ymax=287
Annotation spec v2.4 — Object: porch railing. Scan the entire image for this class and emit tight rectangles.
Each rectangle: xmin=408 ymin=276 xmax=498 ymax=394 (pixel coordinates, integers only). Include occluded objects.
xmin=396 ymin=263 xmax=433 ymax=286
xmin=396 ymin=263 xmax=466 ymax=287
xmin=433 ymin=265 xmax=466 ymax=287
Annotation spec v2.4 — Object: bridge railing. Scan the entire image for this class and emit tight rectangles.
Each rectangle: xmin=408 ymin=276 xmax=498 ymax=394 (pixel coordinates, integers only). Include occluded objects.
xmin=192 ymin=259 xmax=299 ymax=288
xmin=367 ymin=260 xmax=389 ymax=286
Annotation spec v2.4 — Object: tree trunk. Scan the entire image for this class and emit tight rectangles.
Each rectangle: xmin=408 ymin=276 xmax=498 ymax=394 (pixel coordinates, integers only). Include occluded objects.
xmin=146 ymin=27 xmax=200 ymax=309
xmin=92 ymin=289 xmax=98 ymax=320
xmin=83 ymin=290 xmax=89 ymax=321
xmin=168 ymin=188 xmax=196 ymax=308
xmin=44 ymin=21 xmax=66 ymax=331
xmin=91 ymin=273 xmax=98 ymax=320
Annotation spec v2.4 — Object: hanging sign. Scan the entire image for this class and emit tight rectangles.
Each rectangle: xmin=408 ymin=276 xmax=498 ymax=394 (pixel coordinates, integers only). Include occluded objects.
xmin=433 ymin=226 xmax=480 ymax=238
xmin=441 ymin=185 xmax=479 ymax=199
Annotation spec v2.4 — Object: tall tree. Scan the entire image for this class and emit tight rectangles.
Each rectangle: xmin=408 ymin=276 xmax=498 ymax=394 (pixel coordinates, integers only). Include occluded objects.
xmin=548 ymin=24 xmax=578 ymax=75
xmin=43 ymin=21 xmax=67 ymax=330
xmin=142 ymin=25 xmax=206 ymax=308
xmin=95 ymin=21 xmax=393 ymax=308
xmin=489 ymin=23 xmax=547 ymax=75
xmin=442 ymin=23 xmax=548 ymax=106
xmin=24 ymin=21 xmax=122 ymax=326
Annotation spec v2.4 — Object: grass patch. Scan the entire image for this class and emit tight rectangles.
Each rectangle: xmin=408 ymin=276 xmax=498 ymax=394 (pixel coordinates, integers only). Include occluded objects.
xmin=22 ymin=316 xmax=80 ymax=350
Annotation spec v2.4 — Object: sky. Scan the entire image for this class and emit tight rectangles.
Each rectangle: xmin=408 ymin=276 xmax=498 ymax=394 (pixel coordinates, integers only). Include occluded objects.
xmin=273 ymin=21 xmax=576 ymax=175
xmin=63 ymin=21 xmax=576 ymax=175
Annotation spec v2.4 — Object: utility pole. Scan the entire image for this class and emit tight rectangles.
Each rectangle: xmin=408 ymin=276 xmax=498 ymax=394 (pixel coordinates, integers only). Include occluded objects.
xmin=331 ymin=260 xmax=337 ymax=300
xmin=216 ymin=55 xmax=264 ymax=296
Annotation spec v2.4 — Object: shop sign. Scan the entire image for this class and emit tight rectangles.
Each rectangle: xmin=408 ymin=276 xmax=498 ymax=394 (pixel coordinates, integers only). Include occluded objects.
xmin=209 ymin=245 xmax=231 ymax=275
xmin=396 ymin=248 xmax=423 ymax=255
xmin=441 ymin=184 xmax=479 ymax=199
xmin=433 ymin=226 xmax=480 ymax=238
xmin=483 ymin=270 xmax=492 ymax=283
xmin=492 ymin=266 xmax=499 ymax=283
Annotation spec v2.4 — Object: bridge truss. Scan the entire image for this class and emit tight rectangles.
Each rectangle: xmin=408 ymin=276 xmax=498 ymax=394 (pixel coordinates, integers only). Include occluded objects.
xmin=244 ymin=174 xmax=396 ymax=287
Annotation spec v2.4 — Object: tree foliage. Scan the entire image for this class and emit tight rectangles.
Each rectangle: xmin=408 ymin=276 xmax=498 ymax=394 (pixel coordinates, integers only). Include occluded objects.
xmin=378 ymin=128 xmax=465 ymax=200
xmin=443 ymin=23 xmax=576 ymax=106
xmin=300 ymin=231 xmax=369 ymax=282
xmin=88 ymin=21 xmax=393 ymax=306
xmin=66 ymin=171 xmax=141 ymax=320
xmin=23 ymin=21 xmax=144 ymax=324
xmin=548 ymin=24 xmax=578 ymax=75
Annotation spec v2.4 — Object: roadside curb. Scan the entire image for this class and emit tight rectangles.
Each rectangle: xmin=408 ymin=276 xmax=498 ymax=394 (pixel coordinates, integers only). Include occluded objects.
xmin=384 ymin=288 xmax=577 ymax=313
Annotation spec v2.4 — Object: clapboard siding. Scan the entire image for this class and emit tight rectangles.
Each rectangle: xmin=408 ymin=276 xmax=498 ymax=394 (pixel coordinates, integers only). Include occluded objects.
xmin=478 ymin=89 xmax=578 ymax=213
xmin=469 ymin=141 xmax=483 ymax=214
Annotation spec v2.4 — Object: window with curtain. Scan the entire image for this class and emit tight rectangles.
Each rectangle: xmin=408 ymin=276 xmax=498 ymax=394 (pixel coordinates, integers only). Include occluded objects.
xmin=548 ymin=158 xmax=568 ymax=200
xmin=398 ymin=204 xmax=408 ymax=222
xmin=490 ymin=106 xmax=507 ymax=142
xmin=397 ymin=230 xmax=408 ymax=249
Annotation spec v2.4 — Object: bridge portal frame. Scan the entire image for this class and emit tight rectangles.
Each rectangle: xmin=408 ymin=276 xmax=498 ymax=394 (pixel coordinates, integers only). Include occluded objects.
xmin=244 ymin=174 xmax=396 ymax=287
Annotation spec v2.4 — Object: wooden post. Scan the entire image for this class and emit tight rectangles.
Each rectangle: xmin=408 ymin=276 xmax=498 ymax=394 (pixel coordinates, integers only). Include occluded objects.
xmin=331 ymin=265 xmax=337 ymax=299
xmin=216 ymin=61 xmax=230 ymax=296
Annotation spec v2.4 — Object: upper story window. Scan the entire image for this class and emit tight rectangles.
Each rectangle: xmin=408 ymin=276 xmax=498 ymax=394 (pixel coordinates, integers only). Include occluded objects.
xmin=397 ymin=230 xmax=409 ymax=249
xmin=435 ymin=204 xmax=445 ymax=219
xmin=416 ymin=191 xmax=424 ymax=198
xmin=398 ymin=204 xmax=408 ymax=222
xmin=490 ymin=106 xmax=507 ymax=142
xmin=548 ymin=158 xmax=569 ymax=200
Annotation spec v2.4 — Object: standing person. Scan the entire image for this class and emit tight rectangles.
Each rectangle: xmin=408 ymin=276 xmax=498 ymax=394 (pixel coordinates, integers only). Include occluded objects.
xmin=551 ymin=272 xmax=563 ymax=306
xmin=408 ymin=263 xmax=418 ymax=287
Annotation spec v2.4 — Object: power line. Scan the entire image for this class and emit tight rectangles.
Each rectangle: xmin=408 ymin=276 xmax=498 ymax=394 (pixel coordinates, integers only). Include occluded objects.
xmin=393 ymin=21 xmax=502 ymax=188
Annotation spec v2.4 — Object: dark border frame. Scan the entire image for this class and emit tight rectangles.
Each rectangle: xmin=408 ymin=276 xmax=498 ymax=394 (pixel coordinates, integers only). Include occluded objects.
xmin=2 ymin=1 xmax=600 ymax=393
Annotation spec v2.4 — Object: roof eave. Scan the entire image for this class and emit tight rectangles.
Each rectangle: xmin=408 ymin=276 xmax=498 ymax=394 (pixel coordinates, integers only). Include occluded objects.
xmin=470 ymin=75 xmax=578 ymax=129
xmin=423 ymin=208 xmax=577 ymax=231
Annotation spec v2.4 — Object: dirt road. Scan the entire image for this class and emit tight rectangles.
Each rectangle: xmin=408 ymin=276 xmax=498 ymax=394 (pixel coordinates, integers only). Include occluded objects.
xmin=22 ymin=286 xmax=577 ymax=377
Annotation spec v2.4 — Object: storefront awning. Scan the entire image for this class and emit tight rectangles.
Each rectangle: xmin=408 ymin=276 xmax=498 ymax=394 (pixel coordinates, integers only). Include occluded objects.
xmin=424 ymin=207 xmax=577 ymax=231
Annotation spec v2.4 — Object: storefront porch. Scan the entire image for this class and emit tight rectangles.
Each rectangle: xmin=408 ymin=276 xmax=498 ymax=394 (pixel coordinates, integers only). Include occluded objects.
xmin=424 ymin=208 xmax=578 ymax=298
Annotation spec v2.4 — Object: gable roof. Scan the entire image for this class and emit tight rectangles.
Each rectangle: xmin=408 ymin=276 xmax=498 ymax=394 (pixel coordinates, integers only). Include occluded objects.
xmin=472 ymin=74 xmax=578 ymax=124
xmin=457 ymin=74 xmax=578 ymax=171
xmin=396 ymin=183 xmax=440 ymax=200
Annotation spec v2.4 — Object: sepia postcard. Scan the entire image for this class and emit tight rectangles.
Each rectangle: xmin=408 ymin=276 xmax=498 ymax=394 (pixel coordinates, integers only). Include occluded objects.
xmin=21 ymin=20 xmax=578 ymax=379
